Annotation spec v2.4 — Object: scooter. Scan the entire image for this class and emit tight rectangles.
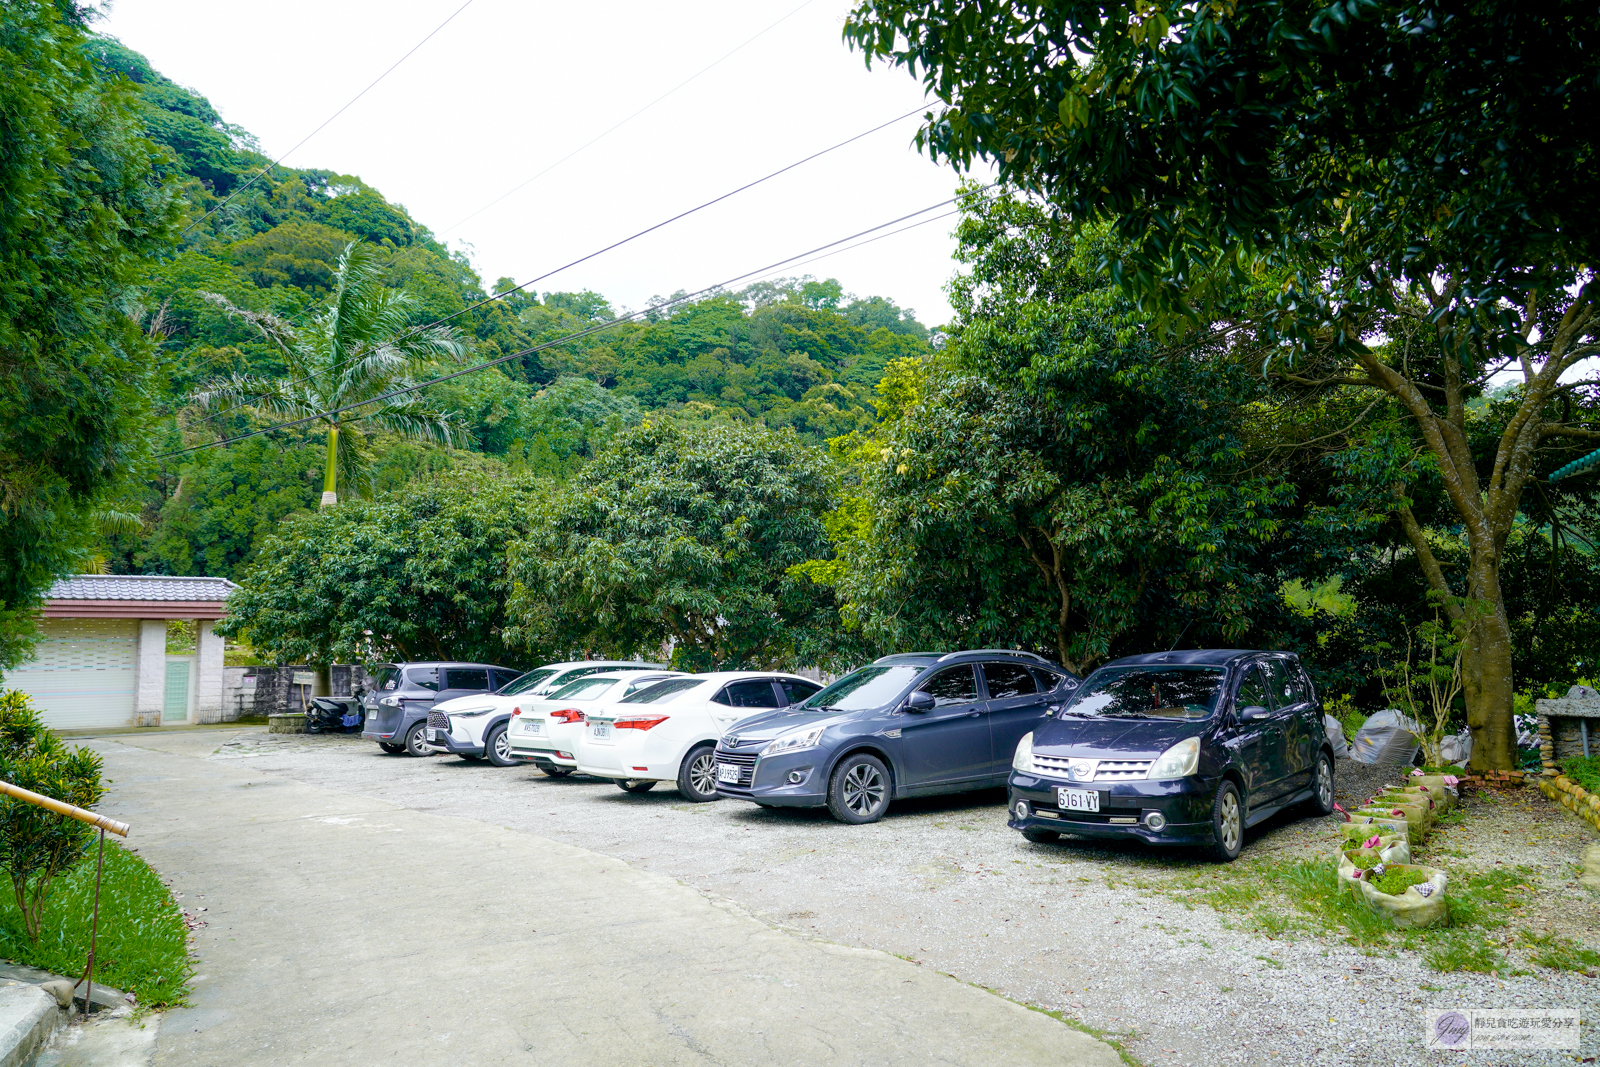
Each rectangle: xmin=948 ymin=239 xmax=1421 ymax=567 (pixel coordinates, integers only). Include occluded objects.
xmin=306 ymin=687 xmax=366 ymax=734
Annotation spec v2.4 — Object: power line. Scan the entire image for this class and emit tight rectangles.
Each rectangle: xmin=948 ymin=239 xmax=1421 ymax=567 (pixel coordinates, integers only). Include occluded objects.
xmin=161 ymin=195 xmax=963 ymax=460
xmin=439 ymin=0 xmax=819 ymax=237
xmin=179 ymin=0 xmax=476 ymax=239
xmin=190 ymin=104 xmax=926 ymax=429
xmin=742 ymin=207 xmax=963 ymax=287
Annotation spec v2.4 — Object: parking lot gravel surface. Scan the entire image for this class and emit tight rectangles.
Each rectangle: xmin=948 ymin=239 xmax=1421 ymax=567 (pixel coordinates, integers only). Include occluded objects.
xmin=199 ymin=730 xmax=1598 ymax=1066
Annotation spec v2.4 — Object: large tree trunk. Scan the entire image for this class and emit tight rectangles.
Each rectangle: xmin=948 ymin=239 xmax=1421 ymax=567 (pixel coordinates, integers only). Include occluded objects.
xmin=1461 ymin=550 xmax=1516 ymax=772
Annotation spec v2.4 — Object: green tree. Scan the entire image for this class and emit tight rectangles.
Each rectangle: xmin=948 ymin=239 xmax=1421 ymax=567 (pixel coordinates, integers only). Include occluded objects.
xmin=219 ymin=472 xmax=537 ymax=666
xmin=843 ymin=0 xmax=1600 ymax=768
xmin=194 ymin=241 xmax=464 ymax=507
xmin=507 ymin=423 xmax=852 ymax=671
xmin=0 ymin=1 xmax=178 ymax=667
xmin=0 ymin=690 xmax=106 ymax=942
xmin=804 ymin=196 xmax=1325 ymax=671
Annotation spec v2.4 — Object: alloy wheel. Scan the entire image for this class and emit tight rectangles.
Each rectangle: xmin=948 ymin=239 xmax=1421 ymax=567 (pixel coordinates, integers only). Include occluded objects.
xmin=1317 ymin=757 xmax=1333 ymax=809
xmin=493 ymin=730 xmax=512 ymax=762
xmin=688 ymin=752 xmax=717 ymax=797
xmin=842 ymin=763 xmax=885 ymax=817
xmin=1219 ymin=790 xmax=1241 ymax=853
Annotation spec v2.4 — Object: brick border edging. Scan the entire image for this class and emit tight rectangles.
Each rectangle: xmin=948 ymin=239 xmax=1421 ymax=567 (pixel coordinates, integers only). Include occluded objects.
xmin=1538 ymin=774 xmax=1600 ymax=832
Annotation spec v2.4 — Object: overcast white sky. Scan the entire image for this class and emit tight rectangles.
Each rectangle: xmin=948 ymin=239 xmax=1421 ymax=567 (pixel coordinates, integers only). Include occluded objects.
xmin=96 ymin=0 xmax=985 ymax=327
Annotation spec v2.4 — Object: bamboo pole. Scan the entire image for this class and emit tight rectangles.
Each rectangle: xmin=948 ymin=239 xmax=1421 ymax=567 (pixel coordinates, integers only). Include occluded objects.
xmin=0 ymin=780 xmax=129 ymax=837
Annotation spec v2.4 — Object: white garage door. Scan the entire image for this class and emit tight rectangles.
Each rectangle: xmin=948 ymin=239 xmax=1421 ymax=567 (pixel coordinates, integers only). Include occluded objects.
xmin=7 ymin=619 xmax=138 ymax=730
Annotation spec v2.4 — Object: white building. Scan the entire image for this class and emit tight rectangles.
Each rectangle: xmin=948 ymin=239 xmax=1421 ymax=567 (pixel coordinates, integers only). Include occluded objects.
xmin=6 ymin=575 xmax=237 ymax=731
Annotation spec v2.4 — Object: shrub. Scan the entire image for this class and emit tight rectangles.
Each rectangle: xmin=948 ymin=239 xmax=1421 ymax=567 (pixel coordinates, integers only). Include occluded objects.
xmin=0 ymin=690 xmax=106 ymax=941
xmin=1561 ymin=755 xmax=1600 ymax=795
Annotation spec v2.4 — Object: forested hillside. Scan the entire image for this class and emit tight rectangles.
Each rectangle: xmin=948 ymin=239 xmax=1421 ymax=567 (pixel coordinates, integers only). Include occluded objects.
xmin=89 ymin=36 xmax=933 ymax=580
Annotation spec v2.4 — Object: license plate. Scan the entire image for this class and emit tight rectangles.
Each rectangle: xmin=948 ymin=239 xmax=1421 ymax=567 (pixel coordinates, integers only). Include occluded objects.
xmin=366 ymin=710 xmax=376 ymax=719
xmin=717 ymin=763 xmax=741 ymax=783
xmin=1056 ymin=787 xmax=1100 ymax=812
xmin=591 ymin=721 xmax=611 ymax=739
xmin=426 ymin=728 xmax=439 ymax=742
xmin=520 ymin=720 xmax=542 ymax=734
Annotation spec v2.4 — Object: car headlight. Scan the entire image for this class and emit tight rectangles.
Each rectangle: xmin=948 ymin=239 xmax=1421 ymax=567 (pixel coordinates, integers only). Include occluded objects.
xmin=1012 ymin=731 xmax=1035 ymax=774
xmin=379 ymin=696 xmax=399 ymax=707
xmin=761 ymin=725 xmax=825 ymax=756
xmin=1146 ymin=737 xmax=1200 ymax=780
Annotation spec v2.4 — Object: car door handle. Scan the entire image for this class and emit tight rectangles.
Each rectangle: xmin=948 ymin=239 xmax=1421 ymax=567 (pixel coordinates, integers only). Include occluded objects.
xmin=969 ymin=711 xmax=981 ymax=718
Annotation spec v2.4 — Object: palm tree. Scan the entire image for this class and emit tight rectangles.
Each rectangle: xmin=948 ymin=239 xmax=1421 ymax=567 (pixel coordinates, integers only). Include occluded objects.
xmin=194 ymin=242 xmax=465 ymax=507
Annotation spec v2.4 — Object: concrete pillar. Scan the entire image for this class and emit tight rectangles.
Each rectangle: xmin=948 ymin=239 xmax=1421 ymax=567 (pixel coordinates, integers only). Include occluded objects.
xmin=134 ymin=619 xmax=166 ymax=727
xmin=196 ymin=619 xmax=225 ymax=723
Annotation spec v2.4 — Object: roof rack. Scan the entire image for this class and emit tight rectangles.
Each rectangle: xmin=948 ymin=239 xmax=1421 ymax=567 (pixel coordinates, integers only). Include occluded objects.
xmin=935 ymin=649 xmax=1051 ymax=665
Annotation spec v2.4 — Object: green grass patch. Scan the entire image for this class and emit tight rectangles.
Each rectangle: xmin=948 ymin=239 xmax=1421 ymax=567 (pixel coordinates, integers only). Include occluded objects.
xmin=0 ymin=841 xmax=191 ymax=1006
xmin=1519 ymin=930 xmax=1600 ymax=975
xmin=1135 ymin=849 xmax=1541 ymax=973
xmin=1561 ymin=755 xmax=1600 ymax=795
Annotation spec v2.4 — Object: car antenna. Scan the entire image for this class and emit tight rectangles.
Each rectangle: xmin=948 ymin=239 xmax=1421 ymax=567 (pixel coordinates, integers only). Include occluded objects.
xmin=1166 ymin=622 xmax=1193 ymax=653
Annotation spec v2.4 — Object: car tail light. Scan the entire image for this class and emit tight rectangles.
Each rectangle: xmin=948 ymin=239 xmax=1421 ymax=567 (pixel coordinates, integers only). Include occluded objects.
xmin=615 ymin=716 xmax=669 ymax=731
xmin=556 ymin=751 xmax=572 ymax=759
xmin=550 ymin=708 xmax=586 ymax=724
xmin=512 ymin=707 xmax=521 ymax=716
xmin=632 ymin=766 xmax=649 ymax=771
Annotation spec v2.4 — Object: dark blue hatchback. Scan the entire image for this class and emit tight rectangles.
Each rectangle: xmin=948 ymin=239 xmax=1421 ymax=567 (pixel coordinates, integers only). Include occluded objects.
xmin=1006 ymin=649 xmax=1335 ymax=860
xmin=714 ymin=650 xmax=1080 ymax=823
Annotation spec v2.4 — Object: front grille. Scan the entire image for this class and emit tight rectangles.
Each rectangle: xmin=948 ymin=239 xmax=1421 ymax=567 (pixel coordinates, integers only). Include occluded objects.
xmin=715 ymin=750 xmax=758 ymax=787
xmin=428 ymin=710 xmax=449 ymax=731
xmin=1030 ymin=753 xmax=1152 ymax=782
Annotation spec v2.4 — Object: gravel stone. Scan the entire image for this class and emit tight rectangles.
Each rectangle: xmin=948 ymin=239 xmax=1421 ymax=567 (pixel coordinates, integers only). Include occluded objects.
xmin=210 ymin=731 xmax=1599 ymax=1066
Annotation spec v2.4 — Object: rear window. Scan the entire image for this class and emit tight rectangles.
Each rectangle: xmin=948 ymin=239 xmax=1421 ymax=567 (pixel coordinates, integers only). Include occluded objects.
xmin=405 ymin=667 xmax=439 ymax=691
xmin=801 ymin=665 xmax=922 ymax=711
xmin=548 ymin=676 xmax=621 ymax=701
xmin=373 ymin=667 xmax=402 ymax=691
xmin=620 ymin=678 xmax=704 ymax=705
xmin=1066 ymin=666 xmax=1225 ymax=721
xmin=713 ymin=679 xmax=782 ymax=708
xmin=984 ymin=663 xmax=1036 ymax=699
xmin=499 ymin=668 xmax=557 ymax=696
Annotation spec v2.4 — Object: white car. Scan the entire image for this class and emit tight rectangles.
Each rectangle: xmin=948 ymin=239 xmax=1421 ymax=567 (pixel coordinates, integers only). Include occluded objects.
xmin=574 ymin=672 xmax=823 ymax=801
xmin=427 ymin=660 xmax=665 ymax=766
xmin=506 ymin=671 xmax=685 ymax=775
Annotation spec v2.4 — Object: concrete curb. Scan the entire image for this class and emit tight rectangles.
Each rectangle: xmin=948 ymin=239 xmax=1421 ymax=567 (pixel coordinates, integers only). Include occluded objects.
xmin=0 ymin=984 xmax=60 ymax=1067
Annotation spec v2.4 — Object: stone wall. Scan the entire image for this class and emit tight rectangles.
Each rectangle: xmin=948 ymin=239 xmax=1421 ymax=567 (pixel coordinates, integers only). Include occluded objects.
xmin=1536 ymin=685 xmax=1600 ymax=774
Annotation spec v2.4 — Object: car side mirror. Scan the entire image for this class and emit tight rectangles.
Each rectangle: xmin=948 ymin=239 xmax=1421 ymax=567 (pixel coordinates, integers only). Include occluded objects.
xmin=1239 ymin=704 xmax=1271 ymax=722
xmin=905 ymin=690 xmax=935 ymax=713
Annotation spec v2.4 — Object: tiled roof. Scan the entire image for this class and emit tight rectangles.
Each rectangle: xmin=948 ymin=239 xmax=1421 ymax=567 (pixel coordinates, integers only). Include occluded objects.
xmin=45 ymin=575 xmax=239 ymax=602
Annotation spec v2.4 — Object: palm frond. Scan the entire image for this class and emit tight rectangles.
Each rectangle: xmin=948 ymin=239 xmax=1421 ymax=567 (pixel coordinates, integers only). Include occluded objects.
xmin=355 ymin=400 xmax=455 ymax=448
xmin=190 ymin=373 xmax=326 ymax=424
xmin=197 ymin=292 xmax=301 ymax=360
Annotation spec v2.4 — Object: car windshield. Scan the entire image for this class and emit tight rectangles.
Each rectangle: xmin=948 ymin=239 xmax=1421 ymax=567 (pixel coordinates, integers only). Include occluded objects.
xmin=619 ymin=678 xmax=704 ymax=705
xmin=1064 ymin=666 xmax=1226 ymax=720
xmin=498 ymin=668 xmax=557 ymax=696
xmin=547 ymin=676 xmax=622 ymax=701
xmin=800 ymin=665 xmax=923 ymax=711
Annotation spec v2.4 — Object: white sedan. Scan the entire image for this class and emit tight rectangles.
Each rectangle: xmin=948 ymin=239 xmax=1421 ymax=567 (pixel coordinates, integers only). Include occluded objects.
xmin=428 ymin=661 xmax=666 ymax=766
xmin=574 ymin=672 xmax=822 ymax=801
xmin=506 ymin=671 xmax=685 ymax=775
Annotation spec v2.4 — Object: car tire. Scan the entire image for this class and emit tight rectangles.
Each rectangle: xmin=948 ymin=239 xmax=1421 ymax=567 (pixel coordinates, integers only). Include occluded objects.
xmin=1308 ymin=751 xmax=1335 ymax=815
xmin=676 ymin=744 xmax=720 ymax=802
xmin=617 ymin=779 xmax=656 ymax=794
xmin=484 ymin=725 xmax=517 ymax=767
xmin=541 ymin=766 xmax=573 ymax=778
xmin=1210 ymin=779 xmax=1244 ymax=862
xmin=1021 ymin=829 xmax=1060 ymax=844
xmin=378 ymin=743 xmax=405 ymax=754
xmin=404 ymin=723 xmax=432 ymax=757
xmin=825 ymin=752 xmax=890 ymax=824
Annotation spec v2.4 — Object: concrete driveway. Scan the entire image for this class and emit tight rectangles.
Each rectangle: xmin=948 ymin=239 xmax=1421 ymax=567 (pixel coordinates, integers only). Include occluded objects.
xmin=91 ymin=732 xmax=1119 ymax=1067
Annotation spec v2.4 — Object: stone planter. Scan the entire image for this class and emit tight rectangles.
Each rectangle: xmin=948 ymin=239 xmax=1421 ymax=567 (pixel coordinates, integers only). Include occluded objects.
xmin=267 ymin=712 xmax=306 ymax=734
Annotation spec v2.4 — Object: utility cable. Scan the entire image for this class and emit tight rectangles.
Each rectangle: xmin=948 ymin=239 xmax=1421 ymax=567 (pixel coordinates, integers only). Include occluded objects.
xmin=179 ymin=0 xmax=476 ymax=238
xmin=439 ymin=0 xmax=818 ymax=236
xmin=160 ymin=195 xmax=963 ymax=459
xmin=189 ymin=103 xmax=927 ymax=429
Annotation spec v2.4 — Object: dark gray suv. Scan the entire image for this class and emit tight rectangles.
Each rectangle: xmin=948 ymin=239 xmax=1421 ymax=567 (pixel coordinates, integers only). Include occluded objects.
xmin=361 ymin=662 xmax=518 ymax=756
xmin=714 ymin=650 xmax=1080 ymax=823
